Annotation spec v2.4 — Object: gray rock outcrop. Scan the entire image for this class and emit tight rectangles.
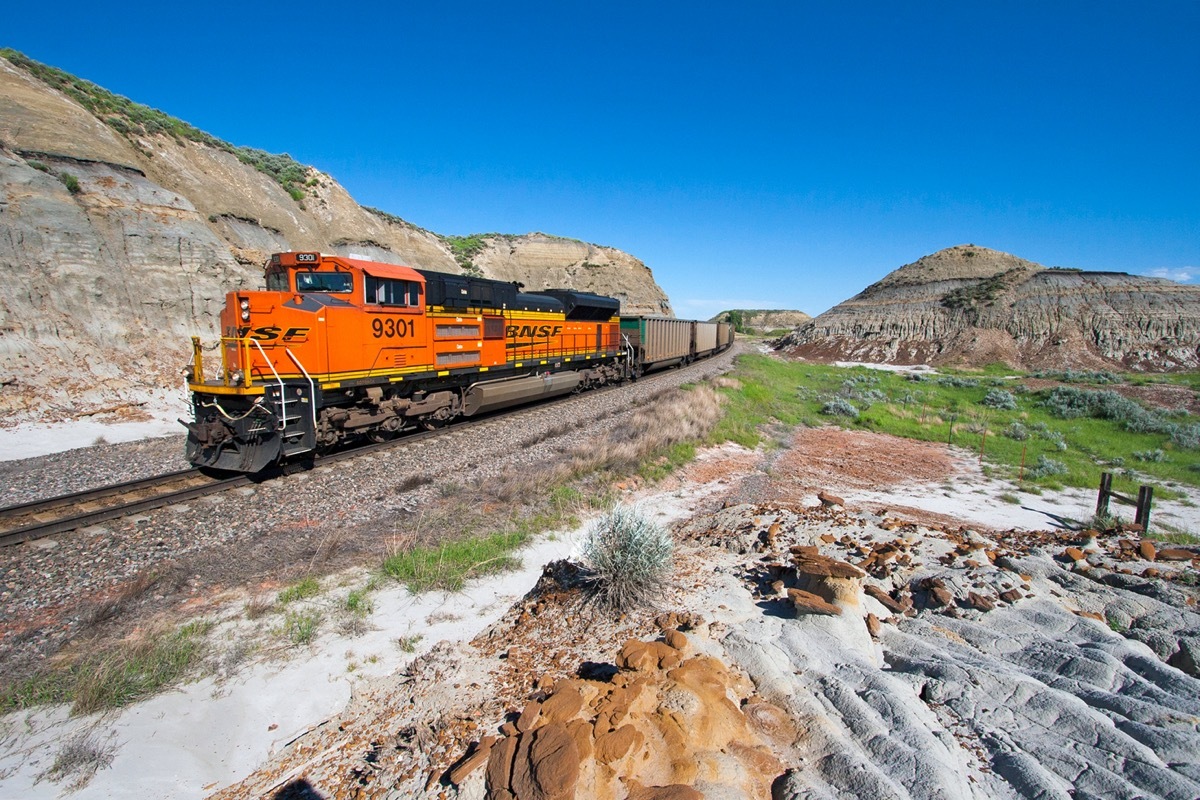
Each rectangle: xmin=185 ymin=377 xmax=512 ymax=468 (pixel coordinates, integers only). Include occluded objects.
xmin=776 ymin=245 xmax=1200 ymax=371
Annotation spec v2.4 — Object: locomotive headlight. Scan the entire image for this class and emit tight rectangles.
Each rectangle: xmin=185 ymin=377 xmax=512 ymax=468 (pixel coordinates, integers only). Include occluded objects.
xmin=230 ymin=369 xmax=245 ymax=385
xmin=241 ymin=310 xmax=250 ymax=320
xmin=239 ymin=298 xmax=251 ymax=321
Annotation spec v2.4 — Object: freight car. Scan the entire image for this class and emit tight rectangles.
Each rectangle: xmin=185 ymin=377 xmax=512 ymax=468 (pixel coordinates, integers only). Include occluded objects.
xmin=619 ymin=316 xmax=735 ymax=375
xmin=182 ymin=252 xmax=734 ymax=472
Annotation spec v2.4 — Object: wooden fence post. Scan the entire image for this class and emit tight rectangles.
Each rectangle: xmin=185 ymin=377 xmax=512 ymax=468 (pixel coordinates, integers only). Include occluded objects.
xmin=1096 ymin=472 xmax=1112 ymax=518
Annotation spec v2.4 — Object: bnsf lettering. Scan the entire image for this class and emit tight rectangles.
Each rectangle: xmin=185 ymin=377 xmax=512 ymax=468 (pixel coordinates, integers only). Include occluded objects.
xmin=238 ymin=325 xmax=281 ymax=341
xmin=233 ymin=326 xmax=311 ymax=341
xmin=233 ymin=326 xmax=310 ymax=341
xmin=505 ymin=325 xmax=563 ymax=339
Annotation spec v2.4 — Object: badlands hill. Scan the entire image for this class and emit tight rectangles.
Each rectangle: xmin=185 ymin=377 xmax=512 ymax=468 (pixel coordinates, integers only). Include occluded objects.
xmin=712 ymin=309 xmax=812 ymax=334
xmin=0 ymin=51 xmax=671 ymax=421
xmin=776 ymin=245 xmax=1200 ymax=371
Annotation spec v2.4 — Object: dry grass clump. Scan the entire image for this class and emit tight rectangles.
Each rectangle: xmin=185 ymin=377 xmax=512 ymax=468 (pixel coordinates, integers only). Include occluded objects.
xmin=38 ymin=729 xmax=116 ymax=790
xmin=569 ymin=383 xmax=725 ymax=474
xmin=580 ymin=504 xmax=674 ymax=611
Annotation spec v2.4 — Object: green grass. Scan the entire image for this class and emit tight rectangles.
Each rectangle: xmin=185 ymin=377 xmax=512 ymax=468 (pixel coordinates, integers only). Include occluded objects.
xmin=277 ymin=576 xmax=320 ymax=604
xmin=278 ymin=609 xmax=322 ymax=645
xmin=639 ymin=441 xmax=697 ymax=481
xmin=383 ymin=530 xmax=528 ymax=593
xmin=711 ymin=354 xmax=1200 ymax=498
xmin=344 ymin=589 xmax=373 ymax=616
xmin=0 ymin=621 xmax=213 ymax=715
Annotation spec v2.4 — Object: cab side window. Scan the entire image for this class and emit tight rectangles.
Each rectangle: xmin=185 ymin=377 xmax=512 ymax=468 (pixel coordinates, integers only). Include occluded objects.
xmin=366 ymin=276 xmax=420 ymax=307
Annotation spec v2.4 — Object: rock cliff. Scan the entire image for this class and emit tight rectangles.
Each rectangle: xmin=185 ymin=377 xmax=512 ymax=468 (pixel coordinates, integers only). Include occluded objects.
xmin=713 ymin=309 xmax=812 ymax=334
xmin=0 ymin=52 xmax=671 ymax=421
xmin=776 ymin=244 xmax=1200 ymax=370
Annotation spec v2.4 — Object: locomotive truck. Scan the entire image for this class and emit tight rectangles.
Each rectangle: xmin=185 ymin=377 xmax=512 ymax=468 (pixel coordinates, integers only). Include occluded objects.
xmin=183 ymin=251 xmax=732 ymax=472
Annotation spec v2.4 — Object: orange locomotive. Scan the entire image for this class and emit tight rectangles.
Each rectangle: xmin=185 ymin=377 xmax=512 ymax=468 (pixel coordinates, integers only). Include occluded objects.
xmin=184 ymin=252 xmax=629 ymax=471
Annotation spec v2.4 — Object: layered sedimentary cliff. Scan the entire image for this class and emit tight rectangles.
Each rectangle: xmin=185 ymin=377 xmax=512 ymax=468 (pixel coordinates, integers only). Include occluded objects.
xmin=0 ymin=53 xmax=671 ymax=420
xmin=776 ymin=244 xmax=1200 ymax=370
xmin=713 ymin=309 xmax=812 ymax=334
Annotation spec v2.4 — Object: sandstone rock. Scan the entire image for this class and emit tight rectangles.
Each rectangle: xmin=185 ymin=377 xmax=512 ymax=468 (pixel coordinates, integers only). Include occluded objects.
xmin=967 ymin=591 xmax=996 ymax=612
xmin=864 ymin=584 xmax=905 ymax=613
xmin=594 ymin=724 xmax=642 ymax=763
xmin=1139 ymin=540 xmax=1157 ymax=561
xmin=1063 ymin=547 xmax=1086 ymax=562
xmin=625 ymin=780 xmax=704 ymax=800
xmin=541 ymin=688 xmax=585 ymax=725
xmin=447 ymin=736 xmax=495 ymax=785
xmin=791 ymin=550 xmax=866 ymax=579
xmin=929 ymin=587 xmax=954 ymax=607
xmin=509 ymin=723 xmax=581 ymax=800
xmin=865 ymin=613 xmax=882 ymax=638
xmin=818 ymin=490 xmax=845 ymax=508
xmin=1156 ymin=548 xmax=1197 ymax=562
xmin=517 ymin=700 xmax=542 ymax=732
xmin=485 ymin=734 xmax=520 ymax=794
xmin=663 ymin=629 xmax=690 ymax=653
xmin=788 ymin=588 xmax=841 ymax=616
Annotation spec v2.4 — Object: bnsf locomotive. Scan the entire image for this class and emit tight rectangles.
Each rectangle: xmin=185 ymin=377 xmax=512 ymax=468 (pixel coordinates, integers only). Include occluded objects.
xmin=183 ymin=251 xmax=731 ymax=472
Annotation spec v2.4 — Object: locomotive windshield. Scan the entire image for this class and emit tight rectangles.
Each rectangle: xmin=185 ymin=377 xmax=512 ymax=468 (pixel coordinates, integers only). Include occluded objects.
xmin=265 ymin=270 xmax=289 ymax=291
xmin=296 ymin=271 xmax=353 ymax=293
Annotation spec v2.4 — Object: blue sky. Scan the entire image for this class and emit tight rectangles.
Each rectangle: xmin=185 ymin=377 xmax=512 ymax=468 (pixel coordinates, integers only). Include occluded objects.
xmin=6 ymin=2 xmax=1198 ymax=316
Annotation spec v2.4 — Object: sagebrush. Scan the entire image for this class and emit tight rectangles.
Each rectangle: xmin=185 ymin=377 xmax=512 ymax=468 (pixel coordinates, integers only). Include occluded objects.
xmin=581 ymin=504 xmax=673 ymax=611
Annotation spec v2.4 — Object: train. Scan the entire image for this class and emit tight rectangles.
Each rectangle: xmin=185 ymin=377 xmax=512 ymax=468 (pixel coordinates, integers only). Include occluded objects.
xmin=182 ymin=251 xmax=733 ymax=472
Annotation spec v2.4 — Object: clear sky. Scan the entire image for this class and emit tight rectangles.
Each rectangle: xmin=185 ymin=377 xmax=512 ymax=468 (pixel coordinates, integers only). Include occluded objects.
xmin=6 ymin=2 xmax=1198 ymax=317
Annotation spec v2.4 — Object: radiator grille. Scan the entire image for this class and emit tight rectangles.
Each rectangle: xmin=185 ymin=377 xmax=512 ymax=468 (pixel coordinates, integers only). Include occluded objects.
xmin=436 ymin=351 xmax=479 ymax=366
xmin=436 ymin=324 xmax=480 ymax=338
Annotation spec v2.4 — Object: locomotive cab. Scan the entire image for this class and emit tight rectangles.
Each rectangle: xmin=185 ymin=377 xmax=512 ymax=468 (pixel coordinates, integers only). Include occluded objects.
xmin=184 ymin=252 xmax=429 ymax=471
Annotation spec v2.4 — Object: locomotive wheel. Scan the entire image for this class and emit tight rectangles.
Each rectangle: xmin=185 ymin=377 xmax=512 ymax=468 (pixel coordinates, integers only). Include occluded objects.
xmin=367 ymin=429 xmax=397 ymax=443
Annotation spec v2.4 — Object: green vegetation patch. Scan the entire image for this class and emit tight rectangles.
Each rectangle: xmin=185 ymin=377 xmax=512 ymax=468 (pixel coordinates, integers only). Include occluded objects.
xmin=1 ymin=621 xmax=213 ymax=715
xmin=710 ymin=354 xmax=1200 ymax=498
xmin=277 ymin=576 xmax=320 ymax=604
xmin=383 ymin=530 xmax=528 ymax=593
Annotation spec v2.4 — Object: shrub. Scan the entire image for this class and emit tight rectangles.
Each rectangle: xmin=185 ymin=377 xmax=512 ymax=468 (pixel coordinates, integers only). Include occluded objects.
xmin=27 ymin=159 xmax=49 ymax=172
xmin=821 ymin=397 xmax=859 ymax=418
xmin=1027 ymin=455 xmax=1068 ymax=479
xmin=1041 ymin=387 xmax=1170 ymax=434
xmin=1169 ymin=423 xmax=1200 ymax=450
xmin=1002 ymin=421 xmax=1030 ymax=441
xmin=581 ymin=504 xmax=673 ymax=611
xmin=936 ymin=376 xmax=980 ymax=388
xmin=981 ymin=389 xmax=1017 ymax=410
xmin=1132 ymin=449 xmax=1166 ymax=463
xmin=60 ymin=172 xmax=82 ymax=194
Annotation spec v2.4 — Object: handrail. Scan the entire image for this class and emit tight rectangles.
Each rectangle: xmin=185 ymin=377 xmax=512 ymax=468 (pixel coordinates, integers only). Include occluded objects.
xmin=249 ymin=339 xmax=287 ymax=433
xmin=285 ymin=348 xmax=319 ymax=450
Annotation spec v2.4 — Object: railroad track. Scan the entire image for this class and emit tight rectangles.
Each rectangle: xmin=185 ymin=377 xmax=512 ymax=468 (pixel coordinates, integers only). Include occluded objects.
xmin=0 ymin=351 xmax=735 ymax=548
xmin=0 ymin=469 xmax=254 ymax=548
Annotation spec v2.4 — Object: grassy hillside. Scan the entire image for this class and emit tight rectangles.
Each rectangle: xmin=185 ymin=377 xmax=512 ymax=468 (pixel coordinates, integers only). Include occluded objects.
xmin=711 ymin=355 xmax=1200 ymax=504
